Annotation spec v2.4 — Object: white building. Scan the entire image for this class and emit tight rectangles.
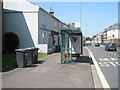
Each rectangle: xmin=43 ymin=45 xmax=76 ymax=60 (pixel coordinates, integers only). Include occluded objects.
xmin=68 ymin=22 xmax=80 ymax=28
xmin=75 ymin=22 xmax=80 ymax=28
xmin=106 ymin=23 xmax=120 ymax=43
xmin=3 ymin=0 xmax=40 ymax=50
xmin=93 ymin=23 xmax=120 ymax=44
xmin=3 ymin=0 xmax=67 ymax=53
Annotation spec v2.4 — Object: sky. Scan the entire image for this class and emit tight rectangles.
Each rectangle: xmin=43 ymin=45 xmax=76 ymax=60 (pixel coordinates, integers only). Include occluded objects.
xmin=30 ymin=1 xmax=118 ymax=37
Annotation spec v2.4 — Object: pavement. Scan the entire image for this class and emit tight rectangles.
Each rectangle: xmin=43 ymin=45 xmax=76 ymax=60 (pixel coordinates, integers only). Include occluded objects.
xmin=2 ymin=48 xmax=101 ymax=88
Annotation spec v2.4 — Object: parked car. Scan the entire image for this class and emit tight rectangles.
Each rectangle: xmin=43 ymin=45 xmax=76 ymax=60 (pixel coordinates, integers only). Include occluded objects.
xmin=48 ymin=48 xmax=52 ymax=54
xmin=104 ymin=42 xmax=111 ymax=46
xmin=52 ymin=46 xmax=56 ymax=53
xmin=115 ymin=43 xmax=120 ymax=47
xmin=100 ymin=43 xmax=105 ymax=45
xmin=95 ymin=43 xmax=100 ymax=47
xmin=105 ymin=43 xmax=117 ymax=51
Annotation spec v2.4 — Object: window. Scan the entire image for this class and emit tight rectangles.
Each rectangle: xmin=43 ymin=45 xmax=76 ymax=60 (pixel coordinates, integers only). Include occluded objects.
xmin=112 ymin=34 xmax=114 ymax=38
xmin=42 ymin=32 xmax=45 ymax=41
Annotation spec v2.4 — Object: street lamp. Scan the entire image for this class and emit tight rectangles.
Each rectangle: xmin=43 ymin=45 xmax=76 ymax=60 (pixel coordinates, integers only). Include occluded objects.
xmin=84 ymin=25 xmax=88 ymax=43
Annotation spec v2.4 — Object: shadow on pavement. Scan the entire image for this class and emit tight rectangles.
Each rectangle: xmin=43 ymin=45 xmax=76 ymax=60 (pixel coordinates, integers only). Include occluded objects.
xmin=2 ymin=65 xmax=18 ymax=72
xmin=23 ymin=60 xmax=45 ymax=68
xmin=73 ymin=56 xmax=94 ymax=65
xmin=107 ymin=50 xmax=117 ymax=52
xmin=24 ymin=64 xmax=38 ymax=68
xmin=36 ymin=60 xmax=45 ymax=64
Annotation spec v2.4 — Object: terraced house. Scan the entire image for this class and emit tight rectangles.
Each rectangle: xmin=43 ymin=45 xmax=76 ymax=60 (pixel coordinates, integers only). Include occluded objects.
xmin=105 ymin=23 xmax=120 ymax=43
xmin=93 ymin=23 xmax=120 ymax=44
xmin=3 ymin=0 xmax=68 ymax=53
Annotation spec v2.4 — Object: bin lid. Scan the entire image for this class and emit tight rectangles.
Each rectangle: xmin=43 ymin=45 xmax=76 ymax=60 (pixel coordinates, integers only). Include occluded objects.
xmin=15 ymin=49 xmax=26 ymax=52
xmin=25 ymin=47 xmax=39 ymax=50
xmin=15 ymin=47 xmax=39 ymax=52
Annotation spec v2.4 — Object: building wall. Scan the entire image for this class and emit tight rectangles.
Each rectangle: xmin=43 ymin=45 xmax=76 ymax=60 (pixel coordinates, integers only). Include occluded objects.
xmin=3 ymin=0 xmax=69 ymax=53
xmin=68 ymin=22 xmax=80 ymax=28
xmin=51 ymin=16 xmax=59 ymax=46
xmin=51 ymin=16 xmax=59 ymax=32
xmin=38 ymin=8 xmax=53 ymax=53
xmin=113 ymin=29 xmax=119 ymax=38
xmin=75 ymin=22 xmax=80 ymax=28
xmin=3 ymin=11 xmax=39 ymax=48
xmin=103 ymin=31 xmax=107 ymax=43
xmin=107 ymin=29 xmax=111 ymax=42
xmin=58 ymin=22 xmax=63 ymax=45
xmin=38 ymin=8 xmax=51 ymax=32
xmin=4 ymin=0 xmax=39 ymax=12
xmin=3 ymin=1 xmax=39 ymax=49
xmin=107 ymin=28 xmax=119 ymax=43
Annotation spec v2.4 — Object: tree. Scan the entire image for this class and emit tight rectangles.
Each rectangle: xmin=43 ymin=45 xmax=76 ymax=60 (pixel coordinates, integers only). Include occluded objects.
xmin=85 ymin=37 xmax=91 ymax=41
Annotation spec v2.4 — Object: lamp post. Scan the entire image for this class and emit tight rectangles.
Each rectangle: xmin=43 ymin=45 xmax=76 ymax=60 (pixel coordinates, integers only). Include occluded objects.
xmin=84 ymin=25 xmax=88 ymax=43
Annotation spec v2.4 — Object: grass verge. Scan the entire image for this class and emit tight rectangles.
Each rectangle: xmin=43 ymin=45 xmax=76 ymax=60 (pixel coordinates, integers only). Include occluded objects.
xmin=2 ymin=53 xmax=48 ymax=72
xmin=2 ymin=54 xmax=17 ymax=72
xmin=38 ymin=53 xmax=48 ymax=59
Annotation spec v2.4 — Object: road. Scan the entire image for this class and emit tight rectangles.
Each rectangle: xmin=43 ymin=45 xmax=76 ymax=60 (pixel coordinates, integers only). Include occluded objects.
xmin=87 ymin=44 xmax=119 ymax=88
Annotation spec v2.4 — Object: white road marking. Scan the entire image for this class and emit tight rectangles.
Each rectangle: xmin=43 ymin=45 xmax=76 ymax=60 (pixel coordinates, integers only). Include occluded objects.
xmin=99 ymin=62 xmax=118 ymax=67
xmin=111 ymin=53 xmax=113 ymax=54
xmin=100 ymin=58 xmax=118 ymax=61
xmin=114 ymin=54 xmax=116 ymax=55
xmin=115 ymin=62 xmax=120 ymax=65
xmin=109 ymin=62 xmax=116 ymax=66
xmin=103 ymin=58 xmax=109 ymax=61
xmin=86 ymin=47 xmax=110 ymax=88
xmin=111 ymin=58 xmax=117 ymax=61
xmin=99 ymin=58 xmax=103 ymax=61
xmin=99 ymin=62 xmax=109 ymax=67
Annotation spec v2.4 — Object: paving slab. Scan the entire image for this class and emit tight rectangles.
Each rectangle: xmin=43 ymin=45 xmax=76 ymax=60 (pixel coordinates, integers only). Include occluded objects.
xmin=2 ymin=48 xmax=94 ymax=88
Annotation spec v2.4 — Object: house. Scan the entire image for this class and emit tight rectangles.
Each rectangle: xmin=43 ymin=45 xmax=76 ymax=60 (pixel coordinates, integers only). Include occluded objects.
xmin=93 ymin=23 xmax=120 ymax=44
xmin=38 ymin=7 xmax=54 ymax=53
xmin=3 ymin=0 xmax=68 ymax=53
xmin=102 ymin=30 xmax=107 ymax=43
xmin=50 ymin=9 xmax=59 ymax=47
xmin=98 ymin=32 xmax=103 ymax=44
xmin=3 ymin=0 xmax=40 ymax=51
xmin=106 ymin=23 xmax=120 ymax=43
xmin=95 ymin=34 xmax=99 ymax=43
xmin=68 ymin=22 xmax=80 ymax=28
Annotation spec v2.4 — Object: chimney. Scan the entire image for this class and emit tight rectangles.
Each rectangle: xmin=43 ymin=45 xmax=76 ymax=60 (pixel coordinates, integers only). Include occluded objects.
xmin=72 ymin=23 xmax=75 ymax=28
xmin=49 ymin=7 xmax=54 ymax=16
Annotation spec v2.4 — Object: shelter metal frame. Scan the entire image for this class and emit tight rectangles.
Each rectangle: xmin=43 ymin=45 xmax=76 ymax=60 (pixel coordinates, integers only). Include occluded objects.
xmin=60 ymin=27 xmax=82 ymax=64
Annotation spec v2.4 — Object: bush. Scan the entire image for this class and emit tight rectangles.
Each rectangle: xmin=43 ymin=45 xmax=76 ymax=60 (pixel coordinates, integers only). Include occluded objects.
xmin=3 ymin=32 xmax=19 ymax=53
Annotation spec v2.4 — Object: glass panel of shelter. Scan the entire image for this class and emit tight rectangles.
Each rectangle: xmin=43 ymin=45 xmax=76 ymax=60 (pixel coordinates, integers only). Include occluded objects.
xmin=61 ymin=30 xmax=72 ymax=61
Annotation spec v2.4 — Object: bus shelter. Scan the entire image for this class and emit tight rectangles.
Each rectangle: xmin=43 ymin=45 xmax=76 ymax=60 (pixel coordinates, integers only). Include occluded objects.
xmin=60 ymin=27 xmax=83 ymax=64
